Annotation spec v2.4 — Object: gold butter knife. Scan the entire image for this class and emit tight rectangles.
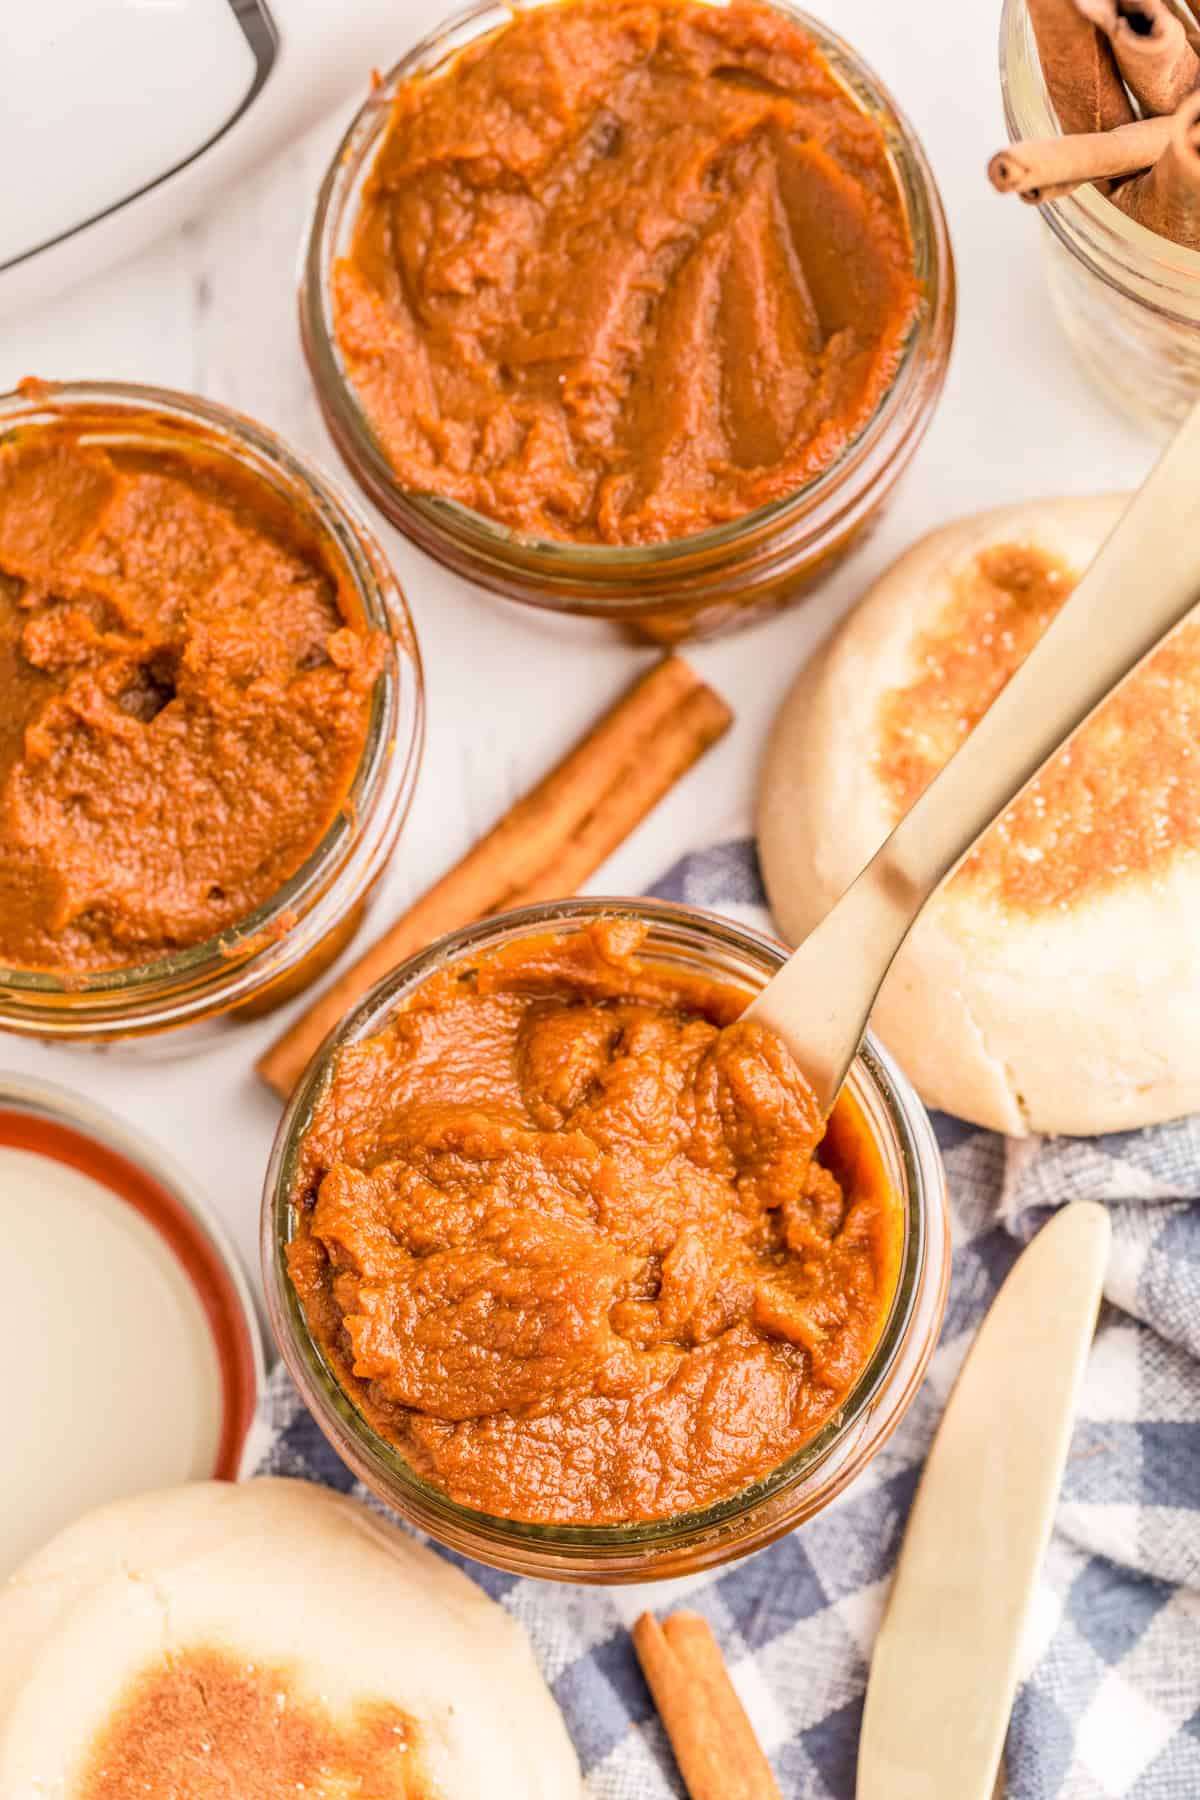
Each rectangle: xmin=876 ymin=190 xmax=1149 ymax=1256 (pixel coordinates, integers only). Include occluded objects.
xmin=856 ymin=1201 xmax=1111 ymax=1800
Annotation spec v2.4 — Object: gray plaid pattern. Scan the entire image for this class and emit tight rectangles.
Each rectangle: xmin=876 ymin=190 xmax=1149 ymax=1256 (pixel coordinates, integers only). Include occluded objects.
xmin=250 ymin=839 xmax=1200 ymax=1797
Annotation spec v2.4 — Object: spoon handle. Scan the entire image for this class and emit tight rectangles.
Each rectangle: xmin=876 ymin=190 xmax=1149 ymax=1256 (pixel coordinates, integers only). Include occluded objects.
xmin=749 ymin=398 xmax=1200 ymax=1111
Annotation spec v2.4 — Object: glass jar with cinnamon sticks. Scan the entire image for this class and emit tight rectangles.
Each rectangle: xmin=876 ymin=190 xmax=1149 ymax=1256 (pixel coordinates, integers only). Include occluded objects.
xmin=1000 ymin=0 xmax=1200 ymax=428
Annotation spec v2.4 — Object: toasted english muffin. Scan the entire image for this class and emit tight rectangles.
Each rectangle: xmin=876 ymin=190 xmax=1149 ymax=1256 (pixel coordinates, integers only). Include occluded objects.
xmin=0 ymin=1478 xmax=580 ymax=1799
xmin=759 ymin=495 xmax=1200 ymax=1136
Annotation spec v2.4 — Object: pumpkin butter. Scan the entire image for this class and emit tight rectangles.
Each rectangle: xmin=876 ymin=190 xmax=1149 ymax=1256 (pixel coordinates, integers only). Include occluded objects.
xmin=0 ymin=420 xmax=381 ymax=974
xmin=876 ymin=543 xmax=1200 ymax=911
xmin=287 ymin=920 xmax=902 ymax=1524
xmin=334 ymin=0 xmax=919 ymax=544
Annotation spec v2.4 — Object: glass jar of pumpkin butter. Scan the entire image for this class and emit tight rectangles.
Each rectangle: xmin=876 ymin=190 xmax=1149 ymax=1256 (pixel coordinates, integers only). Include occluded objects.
xmin=0 ymin=381 xmax=423 ymax=1050
xmin=264 ymin=899 xmax=949 ymax=1582
xmin=302 ymin=0 xmax=955 ymax=642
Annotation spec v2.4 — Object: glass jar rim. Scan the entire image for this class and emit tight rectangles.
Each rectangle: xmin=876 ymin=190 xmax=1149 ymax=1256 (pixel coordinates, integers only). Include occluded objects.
xmin=263 ymin=895 xmax=947 ymax=1573
xmin=0 ymin=379 xmax=425 ymax=1029
xmin=300 ymin=0 xmax=954 ymax=592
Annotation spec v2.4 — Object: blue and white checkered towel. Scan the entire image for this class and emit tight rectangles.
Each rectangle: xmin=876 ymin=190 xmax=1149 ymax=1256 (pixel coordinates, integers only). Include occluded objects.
xmin=250 ymin=839 xmax=1200 ymax=1799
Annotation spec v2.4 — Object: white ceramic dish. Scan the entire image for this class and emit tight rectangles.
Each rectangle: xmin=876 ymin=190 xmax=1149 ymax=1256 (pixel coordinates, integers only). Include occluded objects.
xmin=0 ymin=1075 xmax=264 ymax=1578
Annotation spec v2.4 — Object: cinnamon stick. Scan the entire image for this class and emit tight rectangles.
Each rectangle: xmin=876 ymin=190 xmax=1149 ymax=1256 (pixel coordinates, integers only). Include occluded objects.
xmin=1017 ymin=178 xmax=1085 ymax=204
xmin=257 ymin=655 xmax=733 ymax=1097
xmin=989 ymin=112 xmax=1174 ymax=199
xmin=1165 ymin=0 xmax=1200 ymax=54
xmin=632 ymin=1612 xmax=782 ymax=1800
xmin=1026 ymin=0 xmax=1136 ymax=135
xmin=1112 ymin=88 xmax=1200 ymax=239
xmin=1076 ymin=0 xmax=1200 ymax=114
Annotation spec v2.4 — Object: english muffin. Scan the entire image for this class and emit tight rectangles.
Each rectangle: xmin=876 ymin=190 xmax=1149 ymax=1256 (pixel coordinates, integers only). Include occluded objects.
xmin=758 ymin=495 xmax=1200 ymax=1136
xmin=0 ymin=1478 xmax=580 ymax=1799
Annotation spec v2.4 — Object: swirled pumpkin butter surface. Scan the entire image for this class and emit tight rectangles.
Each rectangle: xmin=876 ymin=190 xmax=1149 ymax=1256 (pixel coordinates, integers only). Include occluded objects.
xmin=0 ymin=420 xmax=381 ymax=974
xmin=286 ymin=920 xmax=902 ymax=1523
xmin=333 ymin=0 xmax=919 ymax=544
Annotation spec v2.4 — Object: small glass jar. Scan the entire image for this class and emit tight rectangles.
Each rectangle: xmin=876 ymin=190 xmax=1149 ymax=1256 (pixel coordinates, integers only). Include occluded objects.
xmin=1001 ymin=0 xmax=1200 ymax=430
xmin=0 ymin=381 xmax=424 ymax=1049
xmin=301 ymin=1 xmax=955 ymax=645
xmin=263 ymin=898 xmax=949 ymax=1583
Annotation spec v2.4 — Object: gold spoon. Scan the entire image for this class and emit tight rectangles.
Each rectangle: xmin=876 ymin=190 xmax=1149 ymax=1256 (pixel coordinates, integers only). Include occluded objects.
xmin=746 ymin=399 xmax=1200 ymax=1112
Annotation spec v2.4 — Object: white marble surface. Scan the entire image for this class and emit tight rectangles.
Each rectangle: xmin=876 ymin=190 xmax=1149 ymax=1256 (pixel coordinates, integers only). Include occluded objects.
xmin=1 ymin=0 xmax=1151 ymax=1318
